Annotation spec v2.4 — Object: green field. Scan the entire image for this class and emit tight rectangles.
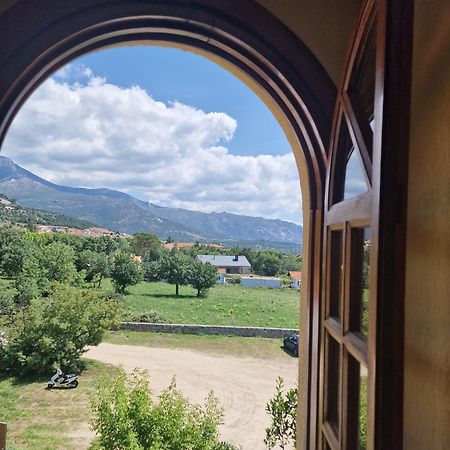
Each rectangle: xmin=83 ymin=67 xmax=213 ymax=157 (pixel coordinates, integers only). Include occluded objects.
xmin=113 ymin=280 xmax=300 ymax=329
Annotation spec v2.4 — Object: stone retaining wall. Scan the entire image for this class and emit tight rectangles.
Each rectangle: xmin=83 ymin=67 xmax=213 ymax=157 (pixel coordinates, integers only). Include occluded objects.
xmin=120 ymin=322 xmax=297 ymax=339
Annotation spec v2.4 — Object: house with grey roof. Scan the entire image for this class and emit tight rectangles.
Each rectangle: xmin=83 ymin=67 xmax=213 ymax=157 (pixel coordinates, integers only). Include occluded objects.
xmin=196 ymin=255 xmax=252 ymax=275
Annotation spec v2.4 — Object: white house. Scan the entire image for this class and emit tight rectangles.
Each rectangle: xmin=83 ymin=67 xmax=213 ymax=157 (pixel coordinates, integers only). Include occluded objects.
xmin=196 ymin=255 xmax=252 ymax=274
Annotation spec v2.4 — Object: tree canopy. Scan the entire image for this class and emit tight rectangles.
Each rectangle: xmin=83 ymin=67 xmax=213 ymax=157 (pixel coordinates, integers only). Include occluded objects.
xmin=188 ymin=260 xmax=218 ymax=297
xmin=110 ymin=252 xmax=143 ymax=294
xmin=155 ymin=251 xmax=190 ymax=296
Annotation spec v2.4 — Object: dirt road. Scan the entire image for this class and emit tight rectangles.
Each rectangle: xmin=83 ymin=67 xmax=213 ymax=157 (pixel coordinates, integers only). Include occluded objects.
xmin=85 ymin=342 xmax=297 ymax=449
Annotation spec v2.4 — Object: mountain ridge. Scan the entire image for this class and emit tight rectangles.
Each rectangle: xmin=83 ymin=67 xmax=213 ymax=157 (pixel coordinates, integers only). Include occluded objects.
xmin=0 ymin=156 xmax=302 ymax=249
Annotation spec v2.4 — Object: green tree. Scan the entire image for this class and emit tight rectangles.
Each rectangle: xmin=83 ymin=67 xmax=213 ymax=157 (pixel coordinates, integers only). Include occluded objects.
xmin=0 ymin=227 xmax=31 ymax=277
xmin=77 ymin=250 xmax=111 ymax=287
xmin=279 ymin=254 xmax=302 ymax=273
xmin=188 ymin=260 xmax=218 ymax=297
xmin=265 ymin=377 xmax=297 ymax=450
xmin=155 ymin=251 xmax=190 ymax=296
xmin=253 ymin=250 xmax=282 ymax=276
xmin=0 ymin=283 xmax=122 ymax=375
xmin=13 ymin=254 xmax=44 ymax=306
xmin=130 ymin=232 xmax=162 ymax=259
xmin=51 ymin=232 xmax=85 ymax=253
xmin=38 ymin=241 xmax=78 ymax=283
xmin=90 ymin=370 xmax=237 ymax=450
xmin=83 ymin=235 xmax=122 ymax=255
xmin=110 ymin=252 xmax=143 ymax=294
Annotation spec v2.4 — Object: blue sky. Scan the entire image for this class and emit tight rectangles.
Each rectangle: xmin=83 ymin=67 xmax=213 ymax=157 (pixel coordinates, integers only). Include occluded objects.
xmin=76 ymin=46 xmax=291 ymax=157
xmin=2 ymin=46 xmax=305 ymax=223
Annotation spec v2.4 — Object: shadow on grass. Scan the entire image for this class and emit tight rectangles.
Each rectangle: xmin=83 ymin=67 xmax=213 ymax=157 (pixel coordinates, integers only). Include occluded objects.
xmin=0 ymin=359 xmax=96 ymax=387
xmin=140 ymin=293 xmax=198 ymax=300
xmin=0 ymin=371 xmax=49 ymax=387
xmin=280 ymin=345 xmax=298 ymax=358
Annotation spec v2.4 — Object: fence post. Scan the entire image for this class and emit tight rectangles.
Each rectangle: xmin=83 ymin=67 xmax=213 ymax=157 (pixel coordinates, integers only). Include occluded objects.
xmin=0 ymin=422 xmax=6 ymax=450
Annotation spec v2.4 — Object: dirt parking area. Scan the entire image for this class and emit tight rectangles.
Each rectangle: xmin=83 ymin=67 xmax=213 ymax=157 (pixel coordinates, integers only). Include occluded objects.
xmin=85 ymin=342 xmax=297 ymax=450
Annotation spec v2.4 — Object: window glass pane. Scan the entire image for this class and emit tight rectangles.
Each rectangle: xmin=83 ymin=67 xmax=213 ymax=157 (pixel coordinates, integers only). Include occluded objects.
xmin=332 ymin=120 xmax=369 ymax=204
xmin=344 ymin=150 xmax=369 ymax=200
xmin=348 ymin=18 xmax=376 ymax=129
xmin=349 ymin=227 xmax=371 ymax=337
xmin=329 ymin=229 xmax=344 ymax=319
xmin=325 ymin=334 xmax=341 ymax=438
xmin=346 ymin=355 xmax=368 ymax=449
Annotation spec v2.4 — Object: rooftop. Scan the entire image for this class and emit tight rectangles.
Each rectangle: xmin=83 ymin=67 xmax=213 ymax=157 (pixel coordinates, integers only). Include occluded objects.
xmin=197 ymin=254 xmax=251 ymax=268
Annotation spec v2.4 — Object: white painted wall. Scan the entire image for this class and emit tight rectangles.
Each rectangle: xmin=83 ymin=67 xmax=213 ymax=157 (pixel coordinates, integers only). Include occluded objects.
xmin=240 ymin=277 xmax=282 ymax=288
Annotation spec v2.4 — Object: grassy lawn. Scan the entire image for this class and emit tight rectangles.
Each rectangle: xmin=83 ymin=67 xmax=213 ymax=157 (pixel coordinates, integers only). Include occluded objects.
xmin=0 ymin=361 xmax=119 ymax=450
xmin=104 ymin=330 xmax=290 ymax=360
xmin=109 ymin=280 xmax=300 ymax=329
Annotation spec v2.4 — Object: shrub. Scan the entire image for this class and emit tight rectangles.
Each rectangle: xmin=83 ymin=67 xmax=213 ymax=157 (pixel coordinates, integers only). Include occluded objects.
xmin=226 ymin=275 xmax=241 ymax=285
xmin=90 ymin=370 xmax=238 ymax=450
xmin=265 ymin=377 xmax=297 ymax=449
xmin=0 ymin=283 xmax=122 ymax=375
xmin=124 ymin=311 xmax=170 ymax=324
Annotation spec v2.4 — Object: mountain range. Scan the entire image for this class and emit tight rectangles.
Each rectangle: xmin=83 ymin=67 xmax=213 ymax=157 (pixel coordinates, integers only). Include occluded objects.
xmin=0 ymin=156 xmax=302 ymax=250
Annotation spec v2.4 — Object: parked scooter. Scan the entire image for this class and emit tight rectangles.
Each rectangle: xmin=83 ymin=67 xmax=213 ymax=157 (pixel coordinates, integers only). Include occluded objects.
xmin=47 ymin=369 xmax=78 ymax=389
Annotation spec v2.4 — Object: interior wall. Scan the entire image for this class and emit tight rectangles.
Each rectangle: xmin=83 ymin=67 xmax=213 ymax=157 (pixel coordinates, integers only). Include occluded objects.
xmin=404 ymin=0 xmax=450 ymax=448
xmin=255 ymin=0 xmax=361 ymax=85
xmin=0 ymin=0 xmax=361 ymax=87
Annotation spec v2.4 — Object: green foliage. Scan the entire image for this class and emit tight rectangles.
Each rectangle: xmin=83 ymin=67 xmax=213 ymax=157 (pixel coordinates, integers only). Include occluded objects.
xmin=279 ymin=254 xmax=301 ymax=274
xmin=131 ymin=232 xmax=162 ymax=258
xmin=0 ymin=193 xmax=96 ymax=230
xmin=37 ymin=241 xmax=78 ymax=283
xmin=265 ymin=377 xmax=297 ymax=450
xmin=90 ymin=369 xmax=238 ymax=450
xmin=111 ymin=252 xmax=143 ymax=294
xmin=253 ymin=250 xmax=282 ymax=276
xmin=0 ymin=283 xmax=122 ymax=375
xmin=0 ymin=227 xmax=31 ymax=277
xmin=188 ymin=261 xmax=218 ymax=297
xmin=155 ymin=251 xmax=190 ymax=296
xmin=124 ymin=311 xmax=170 ymax=324
xmin=77 ymin=250 xmax=111 ymax=287
xmin=83 ymin=235 xmax=123 ymax=255
xmin=359 ymin=377 xmax=367 ymax=449
xmin=226 ymin=275 xmax=241 ymax=285
xmin=0 ymin=287 xmax=16 ymax=320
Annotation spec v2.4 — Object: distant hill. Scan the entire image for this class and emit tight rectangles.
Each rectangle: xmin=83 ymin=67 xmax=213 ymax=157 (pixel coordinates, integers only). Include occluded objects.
xmin=0 ymin=193 xmax=96 ymax=230
xmin=0 ymin=156 xmax=303 ymax=251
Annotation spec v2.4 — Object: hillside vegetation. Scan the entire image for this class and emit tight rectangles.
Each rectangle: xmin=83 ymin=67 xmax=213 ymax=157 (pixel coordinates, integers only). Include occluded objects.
xmin=0 ymin=193 xmax=95 ymax=229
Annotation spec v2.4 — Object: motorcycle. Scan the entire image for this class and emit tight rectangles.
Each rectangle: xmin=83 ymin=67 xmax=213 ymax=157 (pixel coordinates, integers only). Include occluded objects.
xmin=47 ymin=368 xmax=79 ymax=389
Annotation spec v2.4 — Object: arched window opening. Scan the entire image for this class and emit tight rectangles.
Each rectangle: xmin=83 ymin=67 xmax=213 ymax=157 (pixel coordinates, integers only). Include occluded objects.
xmin=0 ymin=44 xmax=306 ymax=449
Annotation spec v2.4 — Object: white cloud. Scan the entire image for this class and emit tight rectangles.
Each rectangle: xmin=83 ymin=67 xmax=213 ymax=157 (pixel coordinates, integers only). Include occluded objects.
xmin=1 ymin=65 xmax=302 ymax=223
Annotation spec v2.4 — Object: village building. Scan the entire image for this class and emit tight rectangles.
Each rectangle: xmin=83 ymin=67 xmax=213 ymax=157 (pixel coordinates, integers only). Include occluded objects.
xmin=288 ymin=271 xmax=302 ymax=289
xmin=196 ymin=254 xmax=252 ymax=275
